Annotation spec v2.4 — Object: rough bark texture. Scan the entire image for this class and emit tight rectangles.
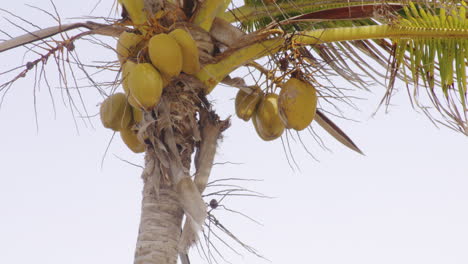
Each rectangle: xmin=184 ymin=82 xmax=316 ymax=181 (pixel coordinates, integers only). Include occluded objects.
xmin=134 ymin=176 xmax=183 ymax=264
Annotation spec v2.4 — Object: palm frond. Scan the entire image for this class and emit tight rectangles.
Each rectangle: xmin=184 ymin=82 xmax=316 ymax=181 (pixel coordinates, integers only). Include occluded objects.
xmin=389 ymin=2 xmax=468 ymax=134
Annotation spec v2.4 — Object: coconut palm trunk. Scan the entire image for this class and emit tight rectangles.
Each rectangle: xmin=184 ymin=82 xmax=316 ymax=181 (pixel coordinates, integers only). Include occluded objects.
xmin=135 ymin=178 xmax=183 ymax=264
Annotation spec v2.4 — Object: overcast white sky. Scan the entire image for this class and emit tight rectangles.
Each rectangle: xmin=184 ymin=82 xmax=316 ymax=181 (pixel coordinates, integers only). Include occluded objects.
xmin=1 ymin=1 xmax=468 ymax=264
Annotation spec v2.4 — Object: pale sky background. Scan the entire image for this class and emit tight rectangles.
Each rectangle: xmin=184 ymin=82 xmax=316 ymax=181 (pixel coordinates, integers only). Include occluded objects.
xmin=1 ymin=1 xmax=468 ymax=264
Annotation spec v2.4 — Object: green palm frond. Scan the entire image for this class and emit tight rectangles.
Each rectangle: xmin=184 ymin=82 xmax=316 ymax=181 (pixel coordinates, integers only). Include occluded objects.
xmin=389 ymin=2 xmax=468 ymax=133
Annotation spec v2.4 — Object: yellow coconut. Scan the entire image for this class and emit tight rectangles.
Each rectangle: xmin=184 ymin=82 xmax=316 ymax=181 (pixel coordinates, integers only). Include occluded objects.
xmin=235 ymin=87 xmax=262 ymax=121
xmin=100 ymin=93 xmax=133 ymax=131
xmin=278 ymin=78 xmax=318 ymax=131
xmin=253 ymin=93 xmax=284 ymax=141
xmin=148 ymin=33 xmax=183 ymax=77
xmin=132 ymin=106 xmax=143 ymax=123
xmin=127 ymin=63 xmax=163 ymax=110
xmin=118 ymin=0 xmax=146 ymax=25
xmin=120 ymin=127 xmax=145 ymax=153
xmin=116 ymin=32 xmax=144 ymax=64
xmin=121 ymin=60 xmax=136 ymax=94
xmin=168 ymin=28 xmax=200 ymax=74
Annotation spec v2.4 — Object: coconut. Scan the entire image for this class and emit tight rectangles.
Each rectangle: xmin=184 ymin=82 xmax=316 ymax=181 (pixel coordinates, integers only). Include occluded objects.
xmin=253 ymin=93 xmax=284 ymax=141
xmin=120 ymin=127 xmax=145 ymax=153
xmin=169 ymin=29 xmax=200 ymax=74
xmin=121 ymin=60 xmax=136 ymax=94
xmin=278 ymin=78 xmax=318 ymax=131
xmin=127 ymin=63 xmax=163 ymax=110
xmin=148 ymin=33 xmax=183 ymax=77
xmin=100 ymin=93 xmax=133 ymax=131
xmin=235 ymin=87 xmax=262 ymax=121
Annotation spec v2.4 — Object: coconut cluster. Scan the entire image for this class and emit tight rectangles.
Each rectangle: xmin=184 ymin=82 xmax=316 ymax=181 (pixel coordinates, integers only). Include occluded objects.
xmin=235 ymin=78 xmax=318 ymax=141
xmin=99 ymin=27 xmax=200 ymax=153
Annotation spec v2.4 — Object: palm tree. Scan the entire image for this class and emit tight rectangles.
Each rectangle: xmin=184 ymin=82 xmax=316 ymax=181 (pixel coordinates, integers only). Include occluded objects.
xmin=1 ymin=0 xmax=467 ymax=263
